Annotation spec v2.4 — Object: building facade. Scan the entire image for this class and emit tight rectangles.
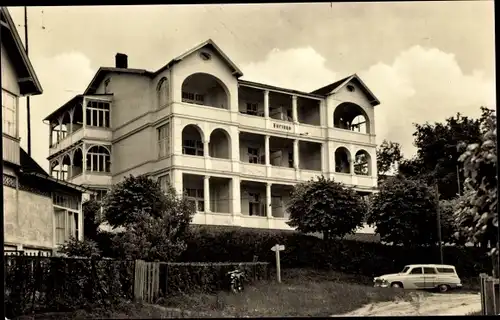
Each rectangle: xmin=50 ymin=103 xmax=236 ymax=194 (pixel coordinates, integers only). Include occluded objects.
xmin=44 ymin=39 xmax=379 ymax=232
xmin=2 ymin=7 xmax=87 ymax=254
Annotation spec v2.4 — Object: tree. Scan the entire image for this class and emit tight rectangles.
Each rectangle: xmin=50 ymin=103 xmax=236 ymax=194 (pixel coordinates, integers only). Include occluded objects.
xmin=83 ymin=199 xmax=103 ymax=241
xmin=376 ymin=140 xmax=403 ymax=176
xmin=106 ymin=176 xmax=195 ymax=262
xmin=286 ymin=176 xmax=367 ymax=241
xmin=59 ymin=237 xmax=102 ymax=258
xmin=102 ymin=175 xmax=170 ymax=228
xmin=438 ymin=199 xmax=465 ymax=246
xmin=454 ymin=107 xmax=498 ymax=273
xmin=367 ymin=177 xmax=439 ymax=247
xmin=399 ymin=113 xmax=482 ymax=200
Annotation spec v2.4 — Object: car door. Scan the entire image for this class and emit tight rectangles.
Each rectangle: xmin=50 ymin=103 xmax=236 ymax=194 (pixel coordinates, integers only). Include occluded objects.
xmin=423 ymin=267 xmax=438 ymax=288
xmin=406 ymin=267 xmax=425 ymax=289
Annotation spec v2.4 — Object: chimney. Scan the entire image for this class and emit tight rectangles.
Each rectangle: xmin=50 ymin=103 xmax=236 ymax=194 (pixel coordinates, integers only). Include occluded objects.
xmin=115 ymin=53 xmax=128 ymax=69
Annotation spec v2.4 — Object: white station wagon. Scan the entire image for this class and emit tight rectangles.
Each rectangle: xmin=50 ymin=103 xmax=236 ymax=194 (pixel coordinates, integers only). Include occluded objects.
xmin=373 ymin=264 xmax=463 ymax=293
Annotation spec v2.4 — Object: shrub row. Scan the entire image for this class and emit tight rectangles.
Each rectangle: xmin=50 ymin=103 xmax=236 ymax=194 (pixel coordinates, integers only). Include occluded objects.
xmin=5 ymin=256 xmax=134 ymax=319
xmin=180 ymin=225 xmax=492 ymax=278
xmin=160 ymin=262 xmax=269 ymax=295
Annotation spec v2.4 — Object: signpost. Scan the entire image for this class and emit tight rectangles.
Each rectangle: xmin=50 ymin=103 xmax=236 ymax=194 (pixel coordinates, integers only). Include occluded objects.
xmin=271 ymin=244 xmax=285 ymax=283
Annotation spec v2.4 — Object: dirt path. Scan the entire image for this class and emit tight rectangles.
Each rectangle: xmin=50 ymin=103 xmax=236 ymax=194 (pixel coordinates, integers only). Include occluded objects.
xmin=333 ymin=292 xmax=481 ymax=316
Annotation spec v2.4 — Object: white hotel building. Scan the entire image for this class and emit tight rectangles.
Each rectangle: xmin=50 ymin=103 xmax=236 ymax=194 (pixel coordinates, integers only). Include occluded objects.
xmin=44 ymin=39 xmax=379 ymax=231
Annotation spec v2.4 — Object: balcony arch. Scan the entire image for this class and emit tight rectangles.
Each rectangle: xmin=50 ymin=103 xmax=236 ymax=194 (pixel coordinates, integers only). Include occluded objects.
xmin=86 ymin=145 xmax=111 ymax=173
xmin=209 ymin=128 xmax=231 ymax=159
xmin=51 ymin=122 xmax=68 ymax=146
xmin=334 ymin=146 xmax=351 ymax=174
xmin=354 ymin=149 xmax=372 ymax=176
xmin=72 ymin=147 xmax=84 ymax=178
xmin=182 ymin=124 xmax=205 ymax=156
xmin=333 ymin=102 xmax=370 ymax=134
xmin=60 ymin=154 xmax=72 ymax=180
xmin=157 ymin=77 xmax=169 ymax=108
xmin=50 ymin=160 xmax=61 ymax=179
xmin=181 ymin=72 xmax=230 ymax=109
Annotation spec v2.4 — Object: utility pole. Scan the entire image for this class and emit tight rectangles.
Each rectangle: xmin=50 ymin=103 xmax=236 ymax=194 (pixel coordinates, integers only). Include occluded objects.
xmin=496 ymin=99 xmax=500 ymax=279
xmin=24 ymin=6 xmax=31 ymax=156
xmin=435 ymin=184 xmax=444 ymax=265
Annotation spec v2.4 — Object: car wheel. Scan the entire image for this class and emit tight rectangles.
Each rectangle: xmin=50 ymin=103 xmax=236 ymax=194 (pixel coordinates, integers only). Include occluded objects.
xmin=438 ymin=284 xmax=450 ymax=293
xmin=391 ymin=282 xmax=403 ymax=289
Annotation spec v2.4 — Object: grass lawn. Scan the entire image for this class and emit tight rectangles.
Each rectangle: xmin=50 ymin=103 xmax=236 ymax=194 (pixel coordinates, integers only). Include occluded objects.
xmin=12 ymin=268 xmax=422 ymax=319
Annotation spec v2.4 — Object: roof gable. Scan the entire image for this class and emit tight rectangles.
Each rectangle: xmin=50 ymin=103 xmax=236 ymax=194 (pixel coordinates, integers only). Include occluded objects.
xmin=0 ymin=7 xmax=42 ymax=95
xmin=311 ymin=74 xmax=380 ymax=107
xmin=154 ymin=39 xmax=244 ymax=78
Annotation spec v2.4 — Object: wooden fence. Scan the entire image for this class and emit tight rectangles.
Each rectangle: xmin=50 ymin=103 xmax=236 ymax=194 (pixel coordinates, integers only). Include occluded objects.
xmin=133 ymin=260 xmax=160 ymax=304
xmin=480 ymin=273 xmax=500 ymax=315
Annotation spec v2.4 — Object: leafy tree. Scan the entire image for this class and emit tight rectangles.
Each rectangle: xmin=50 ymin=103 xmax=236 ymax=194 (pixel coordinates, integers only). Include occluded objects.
xmin=107 ymin=177 xmax=195 ymax=262
xmin=83 ymin=199 xmax=103 ymax=241
xmin=376 ymin=140 xmax=403 ymax=176
xmin=286 ymin=176 xmax=367 ymax=241
xmin=59 ymin=237 xmax=102 ymax=258
xmin=438 ymin=199 xmax=465 ymax=246
xmin=399 ymin=113 xmax=482 ymax=200
xmin=102 ymin=175 xmax=170 ymax=228
xmin=368 ymin=177 xmax=440 ymax=247
xmin=454 ymin=107 xmax=498 ymax=273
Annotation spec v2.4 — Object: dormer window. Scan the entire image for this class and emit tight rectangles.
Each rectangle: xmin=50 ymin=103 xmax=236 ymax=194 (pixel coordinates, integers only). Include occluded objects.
xmin=200 ymin=52 xmax=211 ymax=61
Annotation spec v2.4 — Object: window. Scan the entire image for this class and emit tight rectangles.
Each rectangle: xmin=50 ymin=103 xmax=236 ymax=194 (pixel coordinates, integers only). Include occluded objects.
xmin=248 ymin=148 xmax=259 ymax=164
xmin=183 ymin=139 xmax=204 ymax=156
xmin=90 ymin=189 xmax=108 ymax=203
xmin=185 ymin=188 xmax=204 ymax=212
xmin=86 ymin=146 xmax=111 ymax=173
xmin=182 ymin=91 xmax=205 ymax=104
xmin=53 ymin=193 xmax=80 ymax=210
xmin=437 ymin=267 xmax=456 ymax=274
xmin=158 ymin=174 xmax=170 ymax=192
xmin=104 ymin=79 xmax=111 ymax=94
xmin=157 ymin=78 xmax=169 ymax=107
xmin=157 ymin=123 xmax=170 ymax=158
xmin=54 ymin=208 xmax=79 ymax=245
xmin=85 ymin=100 xmax=110 ymax=128
xmin=246 ymin=103 xmax=258 ymax=116
xmin=2 ymin=89 xmax=17 ymax=137
xmin=409 ymin=267 xmax=423 ymax=275
xmin=423 ymin=267 xmax=437 ymax=274
xmin=248 ymin=193 xmax=263 ymax=216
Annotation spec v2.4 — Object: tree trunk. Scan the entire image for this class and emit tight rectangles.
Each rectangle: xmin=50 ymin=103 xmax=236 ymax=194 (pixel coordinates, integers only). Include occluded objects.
xmin=323 ymin=230 xmax=330 ymax=242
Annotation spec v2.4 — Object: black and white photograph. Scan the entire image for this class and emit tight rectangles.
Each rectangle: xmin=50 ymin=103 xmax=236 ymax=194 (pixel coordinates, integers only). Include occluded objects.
xmin=1 ymin=1 xmax=497 ymax=318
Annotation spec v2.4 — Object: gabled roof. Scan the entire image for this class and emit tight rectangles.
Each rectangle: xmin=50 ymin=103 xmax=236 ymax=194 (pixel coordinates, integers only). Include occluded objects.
xmin=84 ymin=67 xmax=152 ymax=95
xmin=153 ymin=38 xmax=244 ymax=78
xmin=18 ymin=148 xmax=91 ymax=194
xmin=0 ymin=7 xmax=42 ymax=95
xmin=311 ymin=74 xmax=380 ymax=107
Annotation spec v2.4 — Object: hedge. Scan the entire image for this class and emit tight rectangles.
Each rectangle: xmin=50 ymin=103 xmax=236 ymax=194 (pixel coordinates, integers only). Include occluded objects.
xmin=5 ymin=256 xmax=134 ymax=319
xmin=180 ymin=225 xmax=492 ymax=278
xmin=159 ymin=262 xmax=270 ymax=295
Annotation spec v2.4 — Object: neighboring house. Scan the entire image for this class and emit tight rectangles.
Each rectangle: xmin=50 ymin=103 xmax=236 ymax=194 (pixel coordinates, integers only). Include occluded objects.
xmin=1 ymin=7 xmax=88 ymax=255
xmin=44 ymin=39 xmax=380 ymax=232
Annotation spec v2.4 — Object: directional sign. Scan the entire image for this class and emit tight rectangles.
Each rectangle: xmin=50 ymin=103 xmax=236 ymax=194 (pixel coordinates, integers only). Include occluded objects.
xmin=271 ymin=244 xmax=285 ymax=252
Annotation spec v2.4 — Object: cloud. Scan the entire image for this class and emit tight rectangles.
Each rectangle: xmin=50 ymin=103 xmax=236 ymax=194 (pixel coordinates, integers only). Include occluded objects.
xmin=18 ymin=52 xmax=96 ymax=171
xmin=241 ymin=45 xmax=496 ymax=158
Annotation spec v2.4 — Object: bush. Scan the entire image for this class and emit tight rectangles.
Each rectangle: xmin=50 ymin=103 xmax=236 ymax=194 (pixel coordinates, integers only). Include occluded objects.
xmin=160 ymin=262 xmax=269 ymax=295
xmin=180 ymin=225 xmax=491 ymax=279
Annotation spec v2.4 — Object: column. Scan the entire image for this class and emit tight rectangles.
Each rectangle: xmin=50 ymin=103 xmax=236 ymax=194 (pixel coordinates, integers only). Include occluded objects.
xmin=350 ymin=156 xmax=355 ymax=175
xmin=265 ymin=135 xmax=270 ymax=166
xmin=231 ymin=177 xmax=241 ymax=215
xmin=49 ymin=122 xmax=53 ymax=147
xmin=82 ymin=143 xmax=87 ymax=173
xmin=293 ymin=139 xmax=299 ymax=169
xmin=78 ymin=194 xmax=84 ymax=241
xmin=82 ymin=97 xmax=87 ymax=129
xmin=69 ymin=108 xmax=75 ymax=135
xmin=204 ymin=176 xmax=211 ymax=213
xmin=292 ymin=95 xmax=298 ymax=123
xmin=171 ymin=169 xmax=183 ymax=197
xmin=266 ymin=183 xmax=272 ymax=218
xmin=320 ymin=143 xmax=326 ymax=173
xmin=204 ymin=139 xmax=210 ymax=158
xmin=57 ymin=117 xmax=63 ymax=143
xmin=264 ymin=90 xmax=269 ymax=118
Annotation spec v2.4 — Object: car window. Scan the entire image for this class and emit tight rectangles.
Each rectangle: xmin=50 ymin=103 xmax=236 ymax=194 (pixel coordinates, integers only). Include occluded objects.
xmin=436 ymin=267 xmax=455 ymax=274
xmin=409 ymin=267 xmax=423 ymax=275
xmin=423 ymin=267 xmax=437 ymax=274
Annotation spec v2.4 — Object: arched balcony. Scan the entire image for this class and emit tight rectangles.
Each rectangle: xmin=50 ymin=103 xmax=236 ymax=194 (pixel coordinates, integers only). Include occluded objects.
xmin=182 ymin=125 xmax=204 ymax=156
xmin=209 ymin=128 xmax=231 ymax=159
xmin=335 ymin=147 xmax=351 ymax=174
xmin=334 ymin=102 xmax=370 ymax=134
xmin=354 ymin=150 xmax=372 ymax=176
xmin=181 ymin=73 xmax=229 ymax=110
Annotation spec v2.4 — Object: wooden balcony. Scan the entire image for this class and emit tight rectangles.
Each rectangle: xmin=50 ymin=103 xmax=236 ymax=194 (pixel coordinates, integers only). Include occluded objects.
xmin=3 ymin=134 xmax=20 ymax=165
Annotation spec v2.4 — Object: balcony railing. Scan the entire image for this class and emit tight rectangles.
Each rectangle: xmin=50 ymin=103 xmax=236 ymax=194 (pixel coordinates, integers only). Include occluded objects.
xmin=3 ymin=134 xmax=20 ymax=165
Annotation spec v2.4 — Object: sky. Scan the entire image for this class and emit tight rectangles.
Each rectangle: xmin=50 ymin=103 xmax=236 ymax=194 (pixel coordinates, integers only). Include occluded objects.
xmin=7 ymin=2 xmax=496 ymax=172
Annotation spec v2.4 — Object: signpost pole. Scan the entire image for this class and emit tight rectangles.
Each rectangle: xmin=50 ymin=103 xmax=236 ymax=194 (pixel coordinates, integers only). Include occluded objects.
xmin=271 ymin=244 xmax=285 ymax=283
